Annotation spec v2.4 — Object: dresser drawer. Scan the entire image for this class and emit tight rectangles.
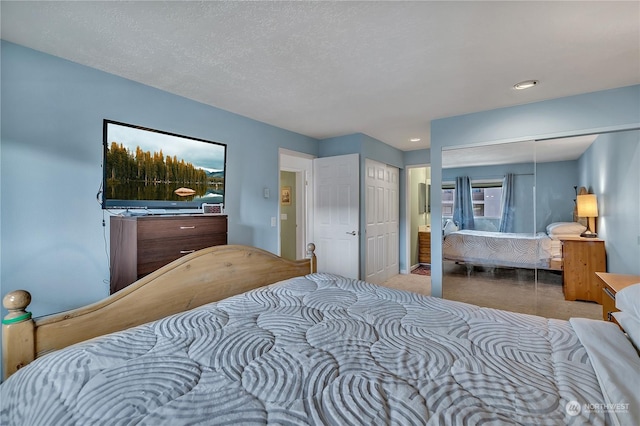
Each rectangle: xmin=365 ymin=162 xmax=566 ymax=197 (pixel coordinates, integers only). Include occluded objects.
xmin=602 ymin=287 xmax=617 ymax=322
xmin=137 ymin=233 xmax=227 ymax=276
xmin=137 ymin=216 xmax=227 ymax=240
xmin=596 ymin=273 xmax=640 ymax=325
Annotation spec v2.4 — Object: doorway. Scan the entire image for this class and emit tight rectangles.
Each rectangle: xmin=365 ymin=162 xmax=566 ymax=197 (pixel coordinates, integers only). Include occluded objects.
xmin=407 ymin=165 xmax=431 ymax=272
xmin=279 ymin=149 xmax=313 ymax=260
xmin=279 ymin=170 xmax=301 ymax=260
xmin=279 ymin=150 xmax=361 ymax=278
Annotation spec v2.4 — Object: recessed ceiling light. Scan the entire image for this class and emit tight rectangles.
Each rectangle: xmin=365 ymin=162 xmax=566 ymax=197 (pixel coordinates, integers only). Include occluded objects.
xmin=513 ymin=80 xmax=539 ymax=90
xmin=409 ymin=138 xmax=421 ymax=142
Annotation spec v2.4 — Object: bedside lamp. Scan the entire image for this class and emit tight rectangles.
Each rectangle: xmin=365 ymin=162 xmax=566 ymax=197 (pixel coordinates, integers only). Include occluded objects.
xmin=577 ymin=194 xmax=598 ymax=238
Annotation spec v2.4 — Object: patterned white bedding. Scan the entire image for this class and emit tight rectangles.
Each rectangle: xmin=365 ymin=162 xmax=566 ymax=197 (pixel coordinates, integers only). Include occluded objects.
xmin=443 ymin=230 xmax=554 ymax=269
xmin=0 ymin=273 xmax=631 ymax=425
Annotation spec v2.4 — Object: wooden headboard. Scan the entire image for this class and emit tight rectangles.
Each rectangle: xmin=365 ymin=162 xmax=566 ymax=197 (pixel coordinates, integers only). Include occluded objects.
xmin=2 ymin=244 xmax=316 ymax=380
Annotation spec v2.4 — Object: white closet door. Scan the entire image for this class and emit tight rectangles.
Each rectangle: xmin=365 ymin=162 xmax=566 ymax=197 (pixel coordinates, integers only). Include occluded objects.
xmin=365 ymin=159 xmax=399 ymax=284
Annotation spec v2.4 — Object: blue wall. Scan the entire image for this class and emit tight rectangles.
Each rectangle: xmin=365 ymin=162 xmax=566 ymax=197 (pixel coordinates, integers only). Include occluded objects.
xmin=1 ymin=41 xmax=318 ymax=319
xmin=404 ymin=149 xmax=430 ymax=167
xmin=1 ymin=41 xmax=428 ymax=327
xmin=430 ymin=85 xmax=640 ymax=297
xmin=578 ymin=130 xmax=640 ymax=274
xmin=536 ymin=161 xmax=580 ymax=230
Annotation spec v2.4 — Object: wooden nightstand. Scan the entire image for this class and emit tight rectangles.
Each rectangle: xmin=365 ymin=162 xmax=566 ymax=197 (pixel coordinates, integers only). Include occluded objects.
xmin=595 ymin=272 xmax=640 ymax=323
xmin=560 ymin=237 xmax=606 ymax=303
xmin=418 ymin=230 xmax=431 ymax=264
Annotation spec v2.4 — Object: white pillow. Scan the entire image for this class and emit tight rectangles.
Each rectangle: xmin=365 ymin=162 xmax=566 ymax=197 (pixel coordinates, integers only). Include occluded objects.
xmin=612 ymin=311 xmax=640 ymax=349
xmin=443 ymin=219 xmax=459 ymax=236
xmin=615 ymin=283 xmax=640 ymax=319
xmin=546 ymin=222 xmax=586 ymax=236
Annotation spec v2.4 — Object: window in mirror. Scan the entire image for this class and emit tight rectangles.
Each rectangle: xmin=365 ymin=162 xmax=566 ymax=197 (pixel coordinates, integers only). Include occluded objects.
xmin=442 ymin=188 xmax=454 ymax=216
xmin=442 ymin=180 xmax=503 ymax=220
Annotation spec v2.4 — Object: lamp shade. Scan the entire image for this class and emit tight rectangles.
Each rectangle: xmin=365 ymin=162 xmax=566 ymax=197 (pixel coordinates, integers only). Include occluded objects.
xmin=577 ymin=194 xmax=598 ymax=217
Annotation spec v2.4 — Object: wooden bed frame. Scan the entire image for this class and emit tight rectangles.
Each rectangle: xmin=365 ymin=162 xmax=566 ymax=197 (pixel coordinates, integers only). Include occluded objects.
xmin=2 ymin=244 xmax=317 ymax=380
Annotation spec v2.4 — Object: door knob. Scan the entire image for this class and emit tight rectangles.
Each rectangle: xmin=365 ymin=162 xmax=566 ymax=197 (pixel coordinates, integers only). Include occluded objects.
xmin=346 ymin=231 xmax=357 ymax=235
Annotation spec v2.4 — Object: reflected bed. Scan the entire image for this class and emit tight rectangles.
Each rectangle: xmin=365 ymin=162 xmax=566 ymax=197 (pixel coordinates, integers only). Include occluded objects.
xmin=443 ymin=229 xmax=562 ymax=270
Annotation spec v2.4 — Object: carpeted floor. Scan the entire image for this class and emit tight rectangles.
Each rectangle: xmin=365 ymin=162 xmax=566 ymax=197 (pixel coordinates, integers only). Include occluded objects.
xmin=380 ymin=262 xmax=602 ymax=321
xmin=381 ymin=272 xmax=431 ymax=296
xmin=442 ymin=262 xmax=601 ymax=321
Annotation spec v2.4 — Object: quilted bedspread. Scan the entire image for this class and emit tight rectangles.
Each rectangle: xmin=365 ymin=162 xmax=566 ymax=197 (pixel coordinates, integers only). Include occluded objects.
xmin=1 ymin=273 xmax=608 ymax=425
xmin=443 ymin=230 xmax=553 ymax=269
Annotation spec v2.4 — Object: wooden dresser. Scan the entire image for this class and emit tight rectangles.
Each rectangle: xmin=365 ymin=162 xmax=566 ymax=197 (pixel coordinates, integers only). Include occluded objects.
xmin=418 ymin=230 xmax=431 ymax=264
xmin=596 ymin=272 xmax=640 ymax=323
xmin=110 ymin=215 xmax=227 ymax=293
xmin=561 ymin=237 xmax=606 ymax=303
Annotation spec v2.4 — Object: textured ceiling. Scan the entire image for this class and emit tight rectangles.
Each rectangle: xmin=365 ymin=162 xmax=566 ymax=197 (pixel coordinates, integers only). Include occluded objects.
xmin=1 ymin=1 xmax=639 ymax=151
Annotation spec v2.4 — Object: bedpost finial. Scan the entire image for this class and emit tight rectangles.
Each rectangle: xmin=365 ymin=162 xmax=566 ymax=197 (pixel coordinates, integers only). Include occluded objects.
xmin=3 ymin=290 xmax=32 ymax=325
xmin=307 ymin=243 xmax=316 ymax=261
xmin=307 ymin=243 xmax=317 ymax=273
xmin=3 ymin=290 xmax=31 ymax=310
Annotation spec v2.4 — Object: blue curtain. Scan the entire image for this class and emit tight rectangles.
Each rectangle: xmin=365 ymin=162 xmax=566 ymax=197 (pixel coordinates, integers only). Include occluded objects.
xmin=499 ymin=173 xmax=515 ymax=232
xmin=453 ymin=176 xmax=475 ymax=230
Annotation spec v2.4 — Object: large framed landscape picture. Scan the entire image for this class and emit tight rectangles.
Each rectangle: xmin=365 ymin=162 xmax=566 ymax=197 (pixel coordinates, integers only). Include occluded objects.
xmin=102 ymin=120 xmax=226 ymax=210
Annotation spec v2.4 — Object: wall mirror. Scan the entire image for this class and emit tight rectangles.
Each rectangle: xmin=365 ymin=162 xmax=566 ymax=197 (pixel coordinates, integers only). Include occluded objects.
xmin=418 ymin=182 xmax=427 ymax=214
xmin=440 ymin=129 xmax=639 ymax=319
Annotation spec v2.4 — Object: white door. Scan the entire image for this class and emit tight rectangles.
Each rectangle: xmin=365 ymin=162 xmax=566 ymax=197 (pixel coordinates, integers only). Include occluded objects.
xmin=365 ymin=159 xmax=399 ymax=284
xmin=313 ymin=154 xmax=359 ymax=278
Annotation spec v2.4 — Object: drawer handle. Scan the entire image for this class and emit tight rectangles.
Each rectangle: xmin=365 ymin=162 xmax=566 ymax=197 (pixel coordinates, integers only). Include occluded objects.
xmin=179 ymin=226 xmax=196 ymax=230
xmin=180 ymin=250 xmax=196 ymax=254
xmin=603 ymin=287 xmax=615 ymax=299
